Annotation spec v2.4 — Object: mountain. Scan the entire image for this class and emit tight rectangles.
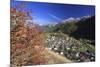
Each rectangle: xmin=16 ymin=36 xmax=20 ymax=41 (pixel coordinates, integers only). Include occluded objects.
xmin=62 ymin=17 xmax=80 ymax=23
xmin=71 ymin=16 xmax=95 ymax=40
xmin=43 ymin=16 xmax=95 ymax=40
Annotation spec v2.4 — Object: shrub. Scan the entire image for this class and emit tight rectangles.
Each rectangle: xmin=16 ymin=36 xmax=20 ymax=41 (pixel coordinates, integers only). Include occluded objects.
xmin=10 ymin=7 xmax=46 ymax=66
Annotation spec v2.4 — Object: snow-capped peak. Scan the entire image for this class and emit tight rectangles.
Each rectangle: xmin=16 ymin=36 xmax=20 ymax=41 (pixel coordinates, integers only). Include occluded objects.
xmin=63 ymin=17 xmax=79 ymax=23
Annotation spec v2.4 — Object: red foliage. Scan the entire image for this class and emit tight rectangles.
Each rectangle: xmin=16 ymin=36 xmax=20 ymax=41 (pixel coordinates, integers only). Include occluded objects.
xmin=11 ymin=7 xmax=47 ymax=66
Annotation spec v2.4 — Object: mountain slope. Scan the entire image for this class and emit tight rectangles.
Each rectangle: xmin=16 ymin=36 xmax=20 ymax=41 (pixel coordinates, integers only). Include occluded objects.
xmin=44 ymin=33 xmax=95 ymax=62
xmin=44 ymin=48 xmax=72 ymax=64
xmin=43 ymin=16 xmax=95 ymax=40
xmin=71 ymin=16 xmax=95 ymax=40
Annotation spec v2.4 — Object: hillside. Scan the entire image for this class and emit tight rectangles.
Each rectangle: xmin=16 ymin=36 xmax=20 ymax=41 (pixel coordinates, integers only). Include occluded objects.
xmin=11 ymin=7 xmax=95 ymax=66
xmin=43 ymin=48 xmax=72 ymax=64
xmin=43 ymin=16 xmax=95 ymax=41
xmin=44 ymin=33 xmax=95 ymax=62
xmin=71 ymin=16 xmax=95 ymax=40
xmin=10 ymin=8 xmax=73 ymax=66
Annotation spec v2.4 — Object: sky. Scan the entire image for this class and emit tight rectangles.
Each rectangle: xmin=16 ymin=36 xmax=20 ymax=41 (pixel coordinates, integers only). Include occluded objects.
xmin=11 ymin=0 xmax=95 ymax=25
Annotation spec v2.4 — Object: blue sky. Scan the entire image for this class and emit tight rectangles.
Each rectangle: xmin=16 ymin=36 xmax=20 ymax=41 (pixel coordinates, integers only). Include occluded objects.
xmin=11 ymin=0 xmax=95 ymax=25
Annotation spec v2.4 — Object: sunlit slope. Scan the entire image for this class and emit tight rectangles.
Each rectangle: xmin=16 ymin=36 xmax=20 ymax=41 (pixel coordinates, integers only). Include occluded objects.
xmin=44 ymin=48 xmax=72 ymax=64
xmin=44 ymin=33 xmax=95 ymax=62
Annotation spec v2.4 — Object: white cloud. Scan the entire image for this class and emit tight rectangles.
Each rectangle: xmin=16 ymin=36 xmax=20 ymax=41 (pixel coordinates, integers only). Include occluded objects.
xmin=48 ymin=13 xmax=62 ymax=21
xmin=63 ymin=17 xmax=77 ymax=22
xmin=76 ymin=17 xmax=81 ymax=21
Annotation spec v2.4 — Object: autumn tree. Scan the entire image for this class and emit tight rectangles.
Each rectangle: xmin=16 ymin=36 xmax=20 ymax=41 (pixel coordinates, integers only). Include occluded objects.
xmin=10 ymin=7 xmax=47 ymax=66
